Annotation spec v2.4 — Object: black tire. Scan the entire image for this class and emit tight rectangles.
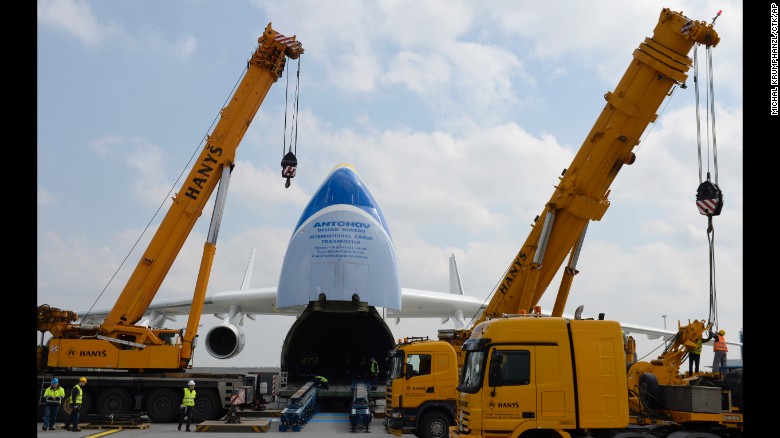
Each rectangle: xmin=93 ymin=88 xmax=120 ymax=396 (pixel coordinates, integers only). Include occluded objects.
xmin=193 ymin=389 xmax=224 ymax=421
xmin=419 ymin=411 xmax=450 ymax=438
xmin=638 ymin=373 xmax=661 ymax=410
xmin=95 ymin=388 xmax=133 ymax=415
xmin=144 ymin=388 xmax=181 ymax=423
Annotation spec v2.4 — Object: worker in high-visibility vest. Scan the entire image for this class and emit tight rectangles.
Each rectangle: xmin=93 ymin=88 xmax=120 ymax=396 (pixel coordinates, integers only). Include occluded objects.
xmin=178 ymin=380 xmax=196 ymax=432
xmin=369 ymin=356 xmax=379 ymax=390
xmin=688 ymin=338 xmax=703 ymax=374
xmin=711 ymin=329 xmax=728 ymax=371
xmin=42 ymin=377 xmax=65 ymax=431
xmin=64 ymin=377 xmax=87 ymax=432
xmin=313 ymin=375 xmax=329 ymax=390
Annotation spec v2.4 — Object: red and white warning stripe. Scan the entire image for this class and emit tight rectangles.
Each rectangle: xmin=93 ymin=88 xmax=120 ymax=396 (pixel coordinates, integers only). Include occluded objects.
xmin=230 ymin=389 xmax=246 ymax=405
xmin=696 ymin=199 xmax=719 ymax=214
xmin=275 ymin=33 xmax=302 ymax=50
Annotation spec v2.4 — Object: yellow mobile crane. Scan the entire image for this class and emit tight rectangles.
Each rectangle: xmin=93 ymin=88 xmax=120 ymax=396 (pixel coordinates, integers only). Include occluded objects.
xmin=37 ymin=24 xmax=303 ymax=423
xmin=386 ymin=8 xmax=741 ymax=438
xmin=441 ymin=7 xmax=722 ymax=356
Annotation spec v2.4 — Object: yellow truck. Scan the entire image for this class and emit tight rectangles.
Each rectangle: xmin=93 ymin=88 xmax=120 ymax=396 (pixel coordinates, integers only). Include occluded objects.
xmin=387 ymin=7 xmax=742 ymax=438
xmin=385 ymin=337 xmax=459 ymax=438
xmin=389 ymin=317 xmax=742 ymax=438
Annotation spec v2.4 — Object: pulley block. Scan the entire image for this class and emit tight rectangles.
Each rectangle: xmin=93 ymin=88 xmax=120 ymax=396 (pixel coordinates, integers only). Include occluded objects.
xmin=695 ymin=180 xmax=723 ymax=216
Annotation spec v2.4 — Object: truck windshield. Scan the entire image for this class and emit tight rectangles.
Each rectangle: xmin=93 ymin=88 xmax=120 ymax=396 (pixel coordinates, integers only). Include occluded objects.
xmin=388 ymin=355 xmax=405 ymax=380
xmin=458 ymin=350 xmax=486 ymax=394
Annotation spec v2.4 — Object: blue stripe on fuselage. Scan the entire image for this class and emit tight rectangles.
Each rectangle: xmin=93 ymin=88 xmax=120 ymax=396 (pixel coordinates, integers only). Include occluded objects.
xmin=294 ymin=164 xmax=392 ymax=241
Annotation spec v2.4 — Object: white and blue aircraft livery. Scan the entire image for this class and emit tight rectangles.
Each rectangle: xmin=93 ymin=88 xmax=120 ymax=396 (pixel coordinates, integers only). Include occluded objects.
xmin=79 ymin=163 xmax=486 ymax=382
xmin=277 ymin=163 xmax=401 ymax=310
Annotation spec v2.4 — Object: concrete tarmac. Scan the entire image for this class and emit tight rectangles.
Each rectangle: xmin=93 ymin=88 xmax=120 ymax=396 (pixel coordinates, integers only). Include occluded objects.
xmin=37 ymin=413 xmax=390 ymax=438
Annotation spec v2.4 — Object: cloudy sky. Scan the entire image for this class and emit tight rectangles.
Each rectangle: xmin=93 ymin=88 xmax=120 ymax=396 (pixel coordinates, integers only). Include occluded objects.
xmin=37 ymin=0 xmax=743 ymax=369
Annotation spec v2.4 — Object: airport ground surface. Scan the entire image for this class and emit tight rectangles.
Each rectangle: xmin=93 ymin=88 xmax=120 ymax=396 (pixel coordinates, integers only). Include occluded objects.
xmin=37 ymin=408 xmax=391 ymax=438
xmin=38 ymin=386 xmax=390 ymax=438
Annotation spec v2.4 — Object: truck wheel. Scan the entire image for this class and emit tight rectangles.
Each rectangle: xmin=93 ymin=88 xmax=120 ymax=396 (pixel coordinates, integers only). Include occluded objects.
xmin=144 ymin=388 xmax=180 ymax=423
xmin=193 ymin=389 xmax=224 ymax=421
xmin=638 ymin=373 xmax=661 ymax=410
xmin=420 ymin=411 xmax=449 ymax=438
xmin=96 ymin=388 xmax=133 ymax=415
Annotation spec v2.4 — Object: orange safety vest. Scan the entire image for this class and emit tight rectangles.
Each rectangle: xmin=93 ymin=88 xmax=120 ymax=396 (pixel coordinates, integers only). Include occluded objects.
xmin=713 ymin=335 xmax=728 ymax=352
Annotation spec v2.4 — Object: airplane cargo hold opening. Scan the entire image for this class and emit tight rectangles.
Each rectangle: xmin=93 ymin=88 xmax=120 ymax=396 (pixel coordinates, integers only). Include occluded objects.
xmin=280 ymin=303 xmax=394 ymax=383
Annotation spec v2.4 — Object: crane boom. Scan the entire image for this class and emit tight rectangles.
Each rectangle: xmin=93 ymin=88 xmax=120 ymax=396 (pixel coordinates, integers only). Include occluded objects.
xmin=444 ymin=8 xmax=720 ymax=351
xmin=103 ymin=24 xmax=302 ymax=328
xmin=479 ymin=9 xmax=718 ymax=323
xmin=444 ymin=10 xmax=742 ymax=438
xmin=37 ymin=23 xmax=303 ymax=371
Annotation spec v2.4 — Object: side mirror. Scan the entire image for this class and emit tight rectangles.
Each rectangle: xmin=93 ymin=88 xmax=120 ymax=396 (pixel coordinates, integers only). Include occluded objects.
xmin=488 ymin=362 xmax=501 ymax=388
xmin=404 ymin=363 xmax=413 ymax=379
xmin=488 ymin=351 xmax=503 ymax=388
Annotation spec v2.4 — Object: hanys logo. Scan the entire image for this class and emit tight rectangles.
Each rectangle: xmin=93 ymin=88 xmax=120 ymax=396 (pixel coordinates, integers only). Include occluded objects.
xmin=67 ymin=347 xmax=77 ymax=359
xmin=488 ymin=400 xmax=495 ymax=410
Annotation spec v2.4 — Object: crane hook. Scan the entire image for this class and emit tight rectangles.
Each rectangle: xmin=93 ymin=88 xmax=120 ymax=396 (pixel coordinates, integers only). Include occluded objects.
xmin=281 ymin=151 xmax=297 ymax=188
xmin=695 ymin=174 xmax=723 ymax=217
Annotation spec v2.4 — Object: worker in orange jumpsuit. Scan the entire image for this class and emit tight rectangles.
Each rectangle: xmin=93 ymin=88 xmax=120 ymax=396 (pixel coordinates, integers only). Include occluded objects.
xmin=711 ymin=329 xmax=728 ymax=371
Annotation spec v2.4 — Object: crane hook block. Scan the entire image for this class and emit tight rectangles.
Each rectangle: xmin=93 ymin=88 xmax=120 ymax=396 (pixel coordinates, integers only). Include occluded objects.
xmin=281 ymin=151 xmax=298 ymax=188
xmin=695 ymin=180 xmax=723 ymax=216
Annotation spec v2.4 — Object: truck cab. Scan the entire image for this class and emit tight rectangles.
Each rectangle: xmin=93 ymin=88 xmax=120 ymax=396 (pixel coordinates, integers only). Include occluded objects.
xmin=385 ymin=338 xmax=459 ymax=438
xmin=450 ymin=317 xmax=628 ymax=438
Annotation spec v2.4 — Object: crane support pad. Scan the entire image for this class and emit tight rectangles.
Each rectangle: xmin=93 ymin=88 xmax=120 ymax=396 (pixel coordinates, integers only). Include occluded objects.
xmin=196 ymin=419 xmax=271 ymax=432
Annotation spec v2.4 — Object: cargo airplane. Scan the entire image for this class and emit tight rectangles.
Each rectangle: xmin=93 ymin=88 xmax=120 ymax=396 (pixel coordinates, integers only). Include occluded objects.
xmin=78 ymin=163 xmax=741 ymax=381
xmin=80 ymin=163 xmax=486 ymax=382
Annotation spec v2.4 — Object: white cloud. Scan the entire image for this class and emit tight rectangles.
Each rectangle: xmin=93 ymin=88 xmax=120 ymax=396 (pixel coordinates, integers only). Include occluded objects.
xmin=37 ymin=0 xmax=118 ymax=47
xmin=134 ymin=24 xmax=198 ymax=58
xmin=37 ymin=188 xmax=56 ymax=207
xmin=38 ymin=1 xmax=743 ymax=369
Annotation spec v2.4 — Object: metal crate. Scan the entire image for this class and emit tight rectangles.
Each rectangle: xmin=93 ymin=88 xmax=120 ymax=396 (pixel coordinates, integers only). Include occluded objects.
xmin=661 ymin=385 xmax=722 ymax=414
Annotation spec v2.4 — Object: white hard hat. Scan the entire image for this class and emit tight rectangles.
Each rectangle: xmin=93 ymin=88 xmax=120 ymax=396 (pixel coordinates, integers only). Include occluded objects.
xmin=188 ymin=380 xmax=195 ymax=386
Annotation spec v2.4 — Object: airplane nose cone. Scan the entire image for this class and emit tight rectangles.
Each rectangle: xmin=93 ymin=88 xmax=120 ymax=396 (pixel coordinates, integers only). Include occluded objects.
xmin=294 ymin=164 xmax=389 ymax=238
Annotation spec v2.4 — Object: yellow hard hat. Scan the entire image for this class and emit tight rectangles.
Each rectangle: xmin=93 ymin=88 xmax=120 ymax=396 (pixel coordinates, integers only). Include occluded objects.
xmin=79 ymin=377 xmax=87 ymax=383
xmin=719 ymin=329 xmax=725 ymax=335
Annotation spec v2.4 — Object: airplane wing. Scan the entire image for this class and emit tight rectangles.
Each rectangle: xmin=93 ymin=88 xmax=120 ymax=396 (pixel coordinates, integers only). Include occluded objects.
xmin=79 ymin=251 xmax=485 ymax=329
xmin=620 ymin=321 xmax=743 ymax=348
xmin=536 ymin=305 xmax=744 ymax=349
xmin=60 ymin=162 xmax=742 ymax=370
xmin=79 ymin=249 xmax=298 ymax=326
xmin=76 ymin=162 xmax=489 ymax=366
